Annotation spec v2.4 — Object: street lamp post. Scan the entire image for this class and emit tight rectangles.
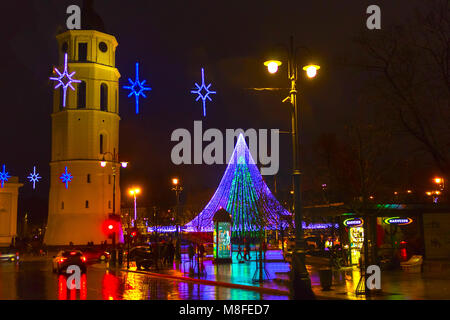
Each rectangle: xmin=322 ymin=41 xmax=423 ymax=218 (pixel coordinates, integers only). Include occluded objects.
xmin=128 ymin=188 xmax=141 ymax=227
xmin=100 ymin=151 xmax=128 ymax=262
xmin=172 ymin=178 xmax=183 ymax=261
xmin=264 ymin=36 xmax=319 ymax=299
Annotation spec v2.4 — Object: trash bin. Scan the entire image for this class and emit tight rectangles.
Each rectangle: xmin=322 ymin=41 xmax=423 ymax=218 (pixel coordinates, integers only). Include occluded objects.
xmin=319 ymin=268 xmax=332 ymax=291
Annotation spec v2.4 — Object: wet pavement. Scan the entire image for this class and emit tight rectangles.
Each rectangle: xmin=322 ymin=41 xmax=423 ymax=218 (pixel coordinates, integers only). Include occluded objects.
xmin=0 ymin=259 xmax=286 ymax=300
xmin=2 ymin=250 xmax=449 ymax=300
xmin=123 ymin=250 xmax=450 ymax=300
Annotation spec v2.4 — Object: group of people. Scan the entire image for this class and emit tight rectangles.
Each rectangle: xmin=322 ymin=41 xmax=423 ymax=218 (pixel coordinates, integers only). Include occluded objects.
xmin=153 ymin=240 xmax=177 ymax=266
xmin=187 ymin=242 xmax=206 ymax=264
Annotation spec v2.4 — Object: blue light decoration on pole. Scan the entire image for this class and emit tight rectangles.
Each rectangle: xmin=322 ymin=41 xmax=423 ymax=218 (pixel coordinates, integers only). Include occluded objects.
xmin=0 ymin=164 xmax=11 ymax=188
xmin=123 ymin=62 xmax=152 ymax=114
xmin=50 ymin=53 xmax=81 ymax=107
xmin=27 ymin=166 xmax=42 ymax=190
xmin=191 ymin=68 xmax=216 ymax=117
xmin=60 ymin=166 xmax=73 ymax=189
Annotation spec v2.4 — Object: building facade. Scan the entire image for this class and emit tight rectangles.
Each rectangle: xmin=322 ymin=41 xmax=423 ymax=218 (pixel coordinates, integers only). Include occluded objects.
xmin=0 ymin=177 xmax=23 ymax=247
xmin=44 ymin=28 xmax=121 ymax=245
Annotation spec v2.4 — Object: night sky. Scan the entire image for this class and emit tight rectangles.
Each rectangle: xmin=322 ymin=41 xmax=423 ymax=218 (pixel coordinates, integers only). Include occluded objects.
xmin=0 ymin=0 xmax=432 ymax=225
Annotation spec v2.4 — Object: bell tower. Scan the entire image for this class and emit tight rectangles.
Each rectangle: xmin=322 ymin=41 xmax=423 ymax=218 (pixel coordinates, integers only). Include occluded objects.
xmin=44 ymin=8 xmax=121 ymax=245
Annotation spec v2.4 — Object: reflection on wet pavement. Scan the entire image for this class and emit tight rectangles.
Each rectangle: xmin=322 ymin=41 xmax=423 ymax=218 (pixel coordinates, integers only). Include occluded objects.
xmin=0 ymin=260 xmax=287 ymax=300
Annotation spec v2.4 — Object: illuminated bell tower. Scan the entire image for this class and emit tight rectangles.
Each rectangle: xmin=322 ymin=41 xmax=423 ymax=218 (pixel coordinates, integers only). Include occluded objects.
xmin=44 ymin=14 xmax=121 ymax=245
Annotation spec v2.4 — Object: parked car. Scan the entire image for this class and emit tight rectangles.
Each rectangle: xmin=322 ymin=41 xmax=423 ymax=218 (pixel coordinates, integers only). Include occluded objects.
xmin=81 ymin=247 xmax=110 ymax=262
xmin=0 ymin=249 xmax=19 ymax=262
xmin=129 ymin=246 xmax=153 ymax=270
xmin=52 ymin=250 xmax=87 ymax=274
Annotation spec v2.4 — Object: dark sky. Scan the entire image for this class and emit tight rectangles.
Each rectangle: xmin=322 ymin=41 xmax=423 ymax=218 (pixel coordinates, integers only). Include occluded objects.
xmin=0 ymin=0 xmax=430 ymax=224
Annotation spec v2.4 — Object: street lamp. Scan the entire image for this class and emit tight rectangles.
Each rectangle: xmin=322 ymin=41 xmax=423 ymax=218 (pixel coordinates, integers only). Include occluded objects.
xmin=172 ymin=178 xmax=183 ymax=261
xmin=264 ymin=60 xmax=282 ymax=74
xmin=433 ymin=177 xmax=445 ymax=191
xmin=128 ymin=187 xmax=141 ymax=226
xmin=264 ymin=36 xmax=319 ymax=299
xmin=99 ymin=151 xmax=128 ymax=256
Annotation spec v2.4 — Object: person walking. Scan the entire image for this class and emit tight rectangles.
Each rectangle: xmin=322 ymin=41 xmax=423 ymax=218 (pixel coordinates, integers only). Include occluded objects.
xmin=198 ymin=243 xmax=205 ymax=261
xmin=161 ymin=242 xmax=168 ymax=265
xmin=168 ymin=241 xmax=175 ymax=265
xmin=237 ymin=244 xmax=244 ymax=261
xmin=261 ymin=240 xmax=267 ymax=261
xmin=188 ymin=243 xmax=195 ymax=265
xmin=244 ymin=240 xmax=251 ymax=261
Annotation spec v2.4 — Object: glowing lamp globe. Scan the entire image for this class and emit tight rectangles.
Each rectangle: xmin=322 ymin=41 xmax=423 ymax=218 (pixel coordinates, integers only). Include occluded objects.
xmin=121 ymin=162 xmax=128 ymax=168
xmin=264 ymin=60 xmax=282 ymax=74
xmin=100 ymin=161 xmax=107 ymax=167
xmin=172 ymin=178 xmax=179 ymax=185
xmin=303 ymin=64 xmax=320 ymax=78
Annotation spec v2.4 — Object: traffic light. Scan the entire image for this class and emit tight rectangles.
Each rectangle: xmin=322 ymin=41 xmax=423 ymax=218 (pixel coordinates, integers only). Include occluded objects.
xmin=103 ymin=214 xmax=121 ymax=237
xmin=127 ymin=227 xmax=139 ymax=243
xmin=129 ymin=227 xmax=138 ymax=238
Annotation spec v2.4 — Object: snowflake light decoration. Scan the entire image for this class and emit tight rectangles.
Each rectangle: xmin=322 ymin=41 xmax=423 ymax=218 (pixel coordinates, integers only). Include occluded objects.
xmin=60 ymin=166 xmax=73 ymax=189
xmin=191 ymin=68 xmax=216 ymax=117
xmin=123 ymin=62 xmax=152 ymax=114
xmin=50 ymin=53 xmax=81 ymax=107
xmin=0 ymin=164 xmax=11 ymax=188
xmin=27 ymin=166 xmax=42 ymax=190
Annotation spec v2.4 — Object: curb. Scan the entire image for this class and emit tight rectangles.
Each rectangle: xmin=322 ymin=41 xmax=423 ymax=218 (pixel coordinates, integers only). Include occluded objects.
xmin=120 ymin=268 xmax=291 ymax=296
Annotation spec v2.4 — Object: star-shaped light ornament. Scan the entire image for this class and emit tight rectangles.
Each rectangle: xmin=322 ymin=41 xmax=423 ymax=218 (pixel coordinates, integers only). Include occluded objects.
xmin=27 ymin=166 xmax=42 ymax=190
xmin=0 ymin=164 xmax=11 ymax=188
xmin=191 ymin=68 xmax=216 ymax=117
xmin=50 ymin=53 xmax=81 ymax=107
xmin=60 ymin=166 xmax=73 ymax=189
xmin=123 ymin=62 xmax=152 ymax=114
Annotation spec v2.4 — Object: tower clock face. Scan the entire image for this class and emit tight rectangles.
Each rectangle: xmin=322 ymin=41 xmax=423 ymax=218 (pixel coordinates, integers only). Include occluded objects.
xmin=99 ymin=42 xmax=108 ymax=52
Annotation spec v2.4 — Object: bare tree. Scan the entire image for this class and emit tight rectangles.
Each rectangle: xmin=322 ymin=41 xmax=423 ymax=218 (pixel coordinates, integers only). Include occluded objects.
xmin=356 ymin=0 xmax=450 ymax=176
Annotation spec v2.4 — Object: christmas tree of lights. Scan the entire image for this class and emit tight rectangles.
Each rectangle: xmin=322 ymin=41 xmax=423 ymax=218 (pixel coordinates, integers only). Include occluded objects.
xmin=184 ymin=134 xmax=290 ymax=237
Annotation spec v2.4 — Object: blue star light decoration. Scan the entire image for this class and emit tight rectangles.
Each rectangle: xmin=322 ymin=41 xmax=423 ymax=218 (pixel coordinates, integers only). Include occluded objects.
xmin=60 ymin=166 xmax=73 ymax=189
xmin=123 ymin=62 xmax=152 ymax=114
xmin=0 ymin=164 xmax=11 ymax=188
xmin=191 ymin=68 xmax=216 ymax=117
xmin=50 ymin=53 xmax=81 ymax=107
xmin=27 ymin=166 xmax=42 ymax=190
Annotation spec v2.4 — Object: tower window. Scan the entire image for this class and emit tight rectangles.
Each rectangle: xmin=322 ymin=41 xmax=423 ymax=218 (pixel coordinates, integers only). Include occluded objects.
xmin=61 ymin=202 xmax=64 ymax=210
xmin=108 ymin=200 xmax=111 ymax=209
xmin=108 ymin=175 xmax=111 ymax=184
xmin=77 ymin=81 xmax=86 ymax=108
xmin=78 ymin=43 xmax=87 ymax=61
xmin=85 ymin=200 xmax=89 ymax=208
xmin=87 ymin=174 xmax=91 ymax=183
xmin=100 ymin=83 xmax=108 ymax=111
xmin=100 ymin=134 xmax=104 ymax=154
